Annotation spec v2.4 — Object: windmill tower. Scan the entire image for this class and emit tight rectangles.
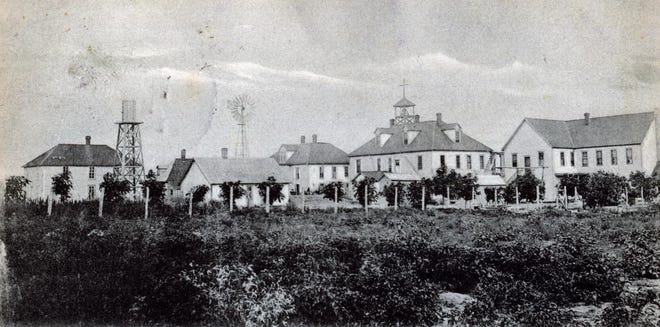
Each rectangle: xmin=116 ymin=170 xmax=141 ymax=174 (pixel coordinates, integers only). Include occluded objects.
xmin=114 ymin=100 xmax=145 ymax=194
xmin=227 ymin=94 xmax=255 ymax=158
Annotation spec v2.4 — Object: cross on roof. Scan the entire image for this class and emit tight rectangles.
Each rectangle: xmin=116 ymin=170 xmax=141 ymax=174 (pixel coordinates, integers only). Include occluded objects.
xmin=400 ymin=79 xmax=408 ymax=98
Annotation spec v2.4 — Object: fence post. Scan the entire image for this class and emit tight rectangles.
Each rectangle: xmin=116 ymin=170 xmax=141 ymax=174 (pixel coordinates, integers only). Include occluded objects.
xmin=364 ymin=185 xmax=368 ymax=216
xmin=422 ymin=186 xmax=426 ymax=211
xmin=515 ymin=186 xmax=519 ymax=207
xmin=98 ymin=188 xmax=104 ymax=217
xmin=334 ymin=186 xmax=338 ymax=215
xmin=574 ymin=186 xmax=578 ymax=198
xmin=494 ymin=188 xmax=498 ymax=207
xmin=301 ymin=188 xmax=305 ymax=213
xmin=641 ymin=187 xmax=645 ymax=204
xmin=471 ymin=187 xmax=475 ymax=208
xmin=625 ymin=187 xmax=629 ymax=206
xmin=47 ymin=193 xmax=53 ymax=216
xmin=144 ymin=187 xmax=149 ymax=220
xmin=555 ymin=187 xmax=559 ymax=208
xmin=446 ymin=186 xmax=450 ymax=206
xmin=266 ymin=185 xmax=270 ymax=214
xmin=536 ymin=185 xmax=540 ymax=208
xmin=188 ymin=192 xmax=193 ymax=217
xmin=563 ymin=186 xmax=568 ymax=208
xmin=230 ymin=186 xmax=234 ymax=212
xmin=394 ymin=186 xmax=398 ymax=211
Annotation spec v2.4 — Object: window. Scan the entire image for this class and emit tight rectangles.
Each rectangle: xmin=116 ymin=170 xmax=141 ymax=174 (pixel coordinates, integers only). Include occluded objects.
xmin=560 ymin=152 xmax=565 ymax=166
xmin=295 ymin=167 xmax=300 ymax=180
xmin=88 ymin=166 xmax=95 ymax=179
xmin=479 ymin=155 xmax=485 ymax=169
xmin=511 ymin=154 xmax=518 ymax=167
xmin=319 ymin=166 xmax=324 ymax=179
xmin=295 ymin=184 xmax=300 ymax=194
xmin=570 ymin=152 xmax=575 ymax=166
xmin=388 ymin=158 xmax=392 ymax=172
xmin=417 ymin=155 xmax=423 ymax=170
xmin=596 ymin=150 xmax=603 ymax=166
xmin=332 ymin=166 xmax=337 ymax=179
xmin=466 ymin=155 xmax=472 ymax=169
xmin=581 ymin=151 xmax=588 ymax=167
xmin=403 ymin=133 xmax=409 ymax=145
xmin=344 ymin=166 xmax=348 ymax=177
xmin=524 ymin=156 xmax=531 ymax=168
xmin=88 ymin=185 xmax=95 ymax=200
xmin=377 ymin=158 xmax=381 ymax=171
xmin=611 ymin=149 xmax=617 ymax=165
xmin=456 ymin=155 xmax=461 ymax=169
xmin=356 ymin=160 xmax=361 ymax=174
xmin=440 ymin=155 xmax=446 ymax=168
xmin=538 ymin=152 xmax=544 ymax=168
xmin=63 ymin=166 xmax=69 ymax=174
xmin=626 ymin=148 xmax=633 ymax=164
xmin=394 ymin=159 xmax=400 ymax=172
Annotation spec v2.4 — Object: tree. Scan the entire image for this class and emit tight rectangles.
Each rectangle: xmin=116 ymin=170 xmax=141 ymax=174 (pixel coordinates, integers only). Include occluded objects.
xmin=51 ymin=171 xmax=73 ymax=202
xmin=406 ymin=178 xmax=435 ymax=209
xmin=191 ymin=185 xmax=210 ymax=203
xmin=321 ymin=181 xmax=345 ymax=202
xmin=454 ymin=172 xmax=480 ymax=202
xmin=352 ymin=177 xmax=377 ymax=207
xmin=100 ymin=172 xmax=131 ymax=202
xmin=431 ymin=166 xmax=479 ymax=202
xmin=558 ymin=174 xmax=589 ymax=197
xmin=582 ymin=171 xmax=627 ymax=208
xmin=258 ymin=176 xmax=284 ymax=205
xmin=141 ymin=170 xmax=165 ymax=204
xmin=504 ymin=170 xmax=544 ymax=203
xmin=383 ymin=182 xmax=405 ymax=207
xmin=220 ymin=181 xmax=245 ymax=207
xmin=628 ymin=171 xmax=659 ymax=202
xmin=4 ymin=176 xmax=30 ymax=203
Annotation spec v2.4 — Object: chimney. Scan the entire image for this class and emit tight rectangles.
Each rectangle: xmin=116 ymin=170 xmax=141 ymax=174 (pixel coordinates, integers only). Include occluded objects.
xmin=85 ymin=135 xmax=91 ymax=145
xmin=301 ymin=135 xmax=306 ymax=144
xmin=584 ymin=113 xmax=591 ymax=125
xmin=312 ymin=134 xmax=318 ymax=143
xmin=221 ymin=147 xmax=228 ymax=159
xmin=436 ymin=113 xmax=442 ymax=125
xmin=414 ymin=114 xmax=420 ymax=123
xmin=180 ymin=149 xmax=186 ymax=159
xmin=389 ymin=118 xmax=395 ymax=127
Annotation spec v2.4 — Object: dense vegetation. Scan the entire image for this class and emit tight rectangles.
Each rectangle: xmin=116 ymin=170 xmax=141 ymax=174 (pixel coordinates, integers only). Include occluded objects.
xmin=1 ymin=201 xmax=658 ymax=326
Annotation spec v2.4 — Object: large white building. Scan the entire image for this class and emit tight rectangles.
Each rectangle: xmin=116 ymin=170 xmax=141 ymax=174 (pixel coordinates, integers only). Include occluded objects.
xmin=271 ymin=134 xmax=350 ymax=194
xmin=348 ymin=94 xmax=503 ymax=202
xmin=501 ymin=112 xmax=658 ymax=201
xmin=23 ymin=136 xmax=117 ymax=201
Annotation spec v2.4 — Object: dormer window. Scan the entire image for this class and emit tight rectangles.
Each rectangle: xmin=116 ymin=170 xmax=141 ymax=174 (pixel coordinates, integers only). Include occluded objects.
xmin=404 ymin=130 xmax=420 ymax=145
xmin=379 ymin=133 xmax=391 ymax=146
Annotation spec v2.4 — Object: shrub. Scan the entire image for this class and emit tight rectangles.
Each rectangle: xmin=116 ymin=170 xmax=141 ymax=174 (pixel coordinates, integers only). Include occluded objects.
xmin=100 ymin=172 xmax=131 ymax=202
xmin=504 ymin=170 xmax=544 ymax=203
xmin=219 ymin=181 xmax=244 ymax=207
xmin=352 ymin=177 xmax=377 ymax=207
xmin=321 ymin=182 xmax=345 ymax=202
xmin=583 ymin=171 xmax=627 ymax=207
xmin=406 ymin=178 xmax=435 ymax=209
xmin=51 ymin=171 xmax=72 ymax=202
xmin=4 ymin=176 xmax=30 ymax=204
xmin=383 ymin=182 xmax=405 ymax=207
xmin=141 ymin=170 xmax=165 ymax=204
xmin=628 ymin=171 xmax=659 ymax=203
xmin=191 ymin=184 xmax=210 ymax=203
xmin=258 ymin=176 xmax=284 ymax=205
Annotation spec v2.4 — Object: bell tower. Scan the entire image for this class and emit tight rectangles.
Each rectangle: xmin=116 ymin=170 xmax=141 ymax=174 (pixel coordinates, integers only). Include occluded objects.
xmin=393 ymin=79 xmax=416 ymax=125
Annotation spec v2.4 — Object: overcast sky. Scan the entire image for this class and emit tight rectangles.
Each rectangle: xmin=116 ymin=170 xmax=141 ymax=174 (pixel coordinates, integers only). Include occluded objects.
xmin=1 ymin=0 xmax=658 ymax=177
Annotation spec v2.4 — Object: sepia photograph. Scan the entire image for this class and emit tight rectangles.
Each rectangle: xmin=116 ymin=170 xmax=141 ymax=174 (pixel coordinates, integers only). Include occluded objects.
xmin=0 ymin=0 xmax=659 ymax=326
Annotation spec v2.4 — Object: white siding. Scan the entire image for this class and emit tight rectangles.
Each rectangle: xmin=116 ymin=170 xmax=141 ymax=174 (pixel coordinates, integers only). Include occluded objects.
xmin=24 ymin=166 xmax=113 ymax=201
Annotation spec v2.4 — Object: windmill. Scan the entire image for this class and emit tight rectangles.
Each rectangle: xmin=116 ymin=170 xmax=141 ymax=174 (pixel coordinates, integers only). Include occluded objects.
xmin=227 ymin=93 xmax=255 ymax=158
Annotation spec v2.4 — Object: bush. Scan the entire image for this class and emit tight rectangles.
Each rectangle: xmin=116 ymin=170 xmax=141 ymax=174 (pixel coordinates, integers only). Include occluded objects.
xmin=406 ymin=178 xmax=435 ymax=209
xmin=100 ymin=173 xmax=131 ymax=202
xmin=583 ymin=171 xmax=627 ymax=207
xmin=352 ymin=177 xmax=377 ymax=207
xmin=4 ymin=176 xmax=30 ymax=204
xmin=383 ymin=182 xmax=405 ymax=207
xmin=51 ymin=171 xmax=72 ymax=202
xmin=141 ymin=170 xmax=165 ymax=204
xmin=504 ymin=170 xmax=544 ymax=203
xmin=258 ymin=176 xmax=284 ymax=205
xmin=321 ymin=182 xmax=345 ymax=202
xmin=191 ymin=184 xmax=210 ymax=203
xmin=219 ymin=181 xmax=244 ymax=207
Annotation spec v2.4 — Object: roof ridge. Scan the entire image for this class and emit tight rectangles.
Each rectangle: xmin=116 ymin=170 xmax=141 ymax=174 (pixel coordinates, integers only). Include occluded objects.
xmin=526 ymin=111 xmax=654 ymax=123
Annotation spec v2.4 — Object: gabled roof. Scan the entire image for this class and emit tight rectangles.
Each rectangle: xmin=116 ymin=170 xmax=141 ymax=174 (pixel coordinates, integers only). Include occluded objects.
xmin=165 ymin=158 xmax=194 ymax=188
xmin=353 ymin=171 xmax=421 ymax=182
xmin=23 ymin=144 xmax=117 ymax=168
xmin=194 ymin=157 xmax=291 ymax=184
xmin=271 ymin=143 xmax=349 ymax=165
xmin=521 ymin=112 xmax=654 ymax=149
xmin=349 ymin=121 xmax=492 ymax=157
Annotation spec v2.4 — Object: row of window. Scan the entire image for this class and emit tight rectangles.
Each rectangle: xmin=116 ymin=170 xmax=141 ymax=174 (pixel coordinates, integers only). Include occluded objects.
xmin=62 ymin=166 xmax=97 ymax=179
xmin=355 ymin=154 xmax=487 ymax=174
xmin=510 ymin=152 xmax=545 ymax=168
xmin=559 ymin=148 xmax=633 ymax=167
xmin=294 ymin=166 xmax=349 ymax=180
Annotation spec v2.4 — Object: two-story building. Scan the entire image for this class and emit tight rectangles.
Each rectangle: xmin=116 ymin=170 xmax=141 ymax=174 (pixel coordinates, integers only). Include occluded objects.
xmin=271 ymin=134 xmax=350 ymax=194
xmin=501 ymin=112 xmax=657 ymax=201
xmin=348 ymin=93 xmax=503 ymax=200
xmin=23 ymin=136 xmax=117 ymax=201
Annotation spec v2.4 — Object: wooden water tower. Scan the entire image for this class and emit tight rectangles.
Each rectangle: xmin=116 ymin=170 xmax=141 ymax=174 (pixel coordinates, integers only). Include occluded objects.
xmin=114 ymin=100 xmax=145 ymax=194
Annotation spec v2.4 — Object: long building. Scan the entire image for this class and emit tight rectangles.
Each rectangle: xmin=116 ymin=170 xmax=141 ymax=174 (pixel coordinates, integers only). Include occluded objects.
xmin=501 ymin=111 xmax=658 ymax=201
